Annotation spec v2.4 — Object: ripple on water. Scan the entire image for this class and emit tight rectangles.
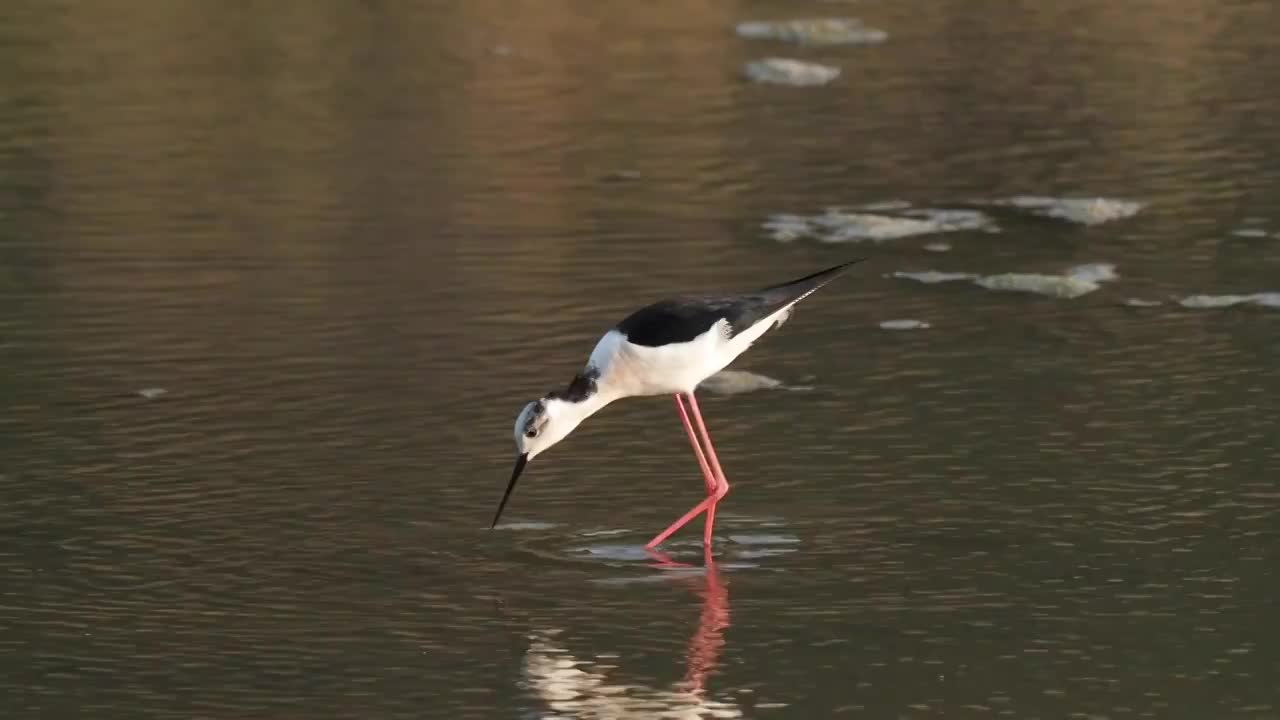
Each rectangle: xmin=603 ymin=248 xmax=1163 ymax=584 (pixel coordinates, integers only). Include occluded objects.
xmin=492 ymin=521 xmax=559 ymax=531
xmin=879 ymin=319 xmax=931 ymax=330
xmin=735 ymin=18 xmax=888 ymax=46
xmin=570 ymin=543 xmax=655 ymax=563
xmin=569 ymin=532 xmax=802 ymax=570
xmin=508 ymin=515 xmax=803 ymax=573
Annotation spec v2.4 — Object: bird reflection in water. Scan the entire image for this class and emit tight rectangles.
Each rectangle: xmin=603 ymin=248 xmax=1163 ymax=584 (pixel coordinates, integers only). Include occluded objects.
xmin=522 ymin=549 xmax=740 ymax=718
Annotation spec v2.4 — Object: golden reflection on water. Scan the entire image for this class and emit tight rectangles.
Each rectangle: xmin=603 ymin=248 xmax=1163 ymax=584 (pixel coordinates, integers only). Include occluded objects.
xmin=523 ymin=550 xmax=740 ymax=719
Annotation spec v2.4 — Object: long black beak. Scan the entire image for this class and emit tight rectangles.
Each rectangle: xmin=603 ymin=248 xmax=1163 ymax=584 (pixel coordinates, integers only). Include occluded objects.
xmin=491 ymin=453 xmax=529 ymax=528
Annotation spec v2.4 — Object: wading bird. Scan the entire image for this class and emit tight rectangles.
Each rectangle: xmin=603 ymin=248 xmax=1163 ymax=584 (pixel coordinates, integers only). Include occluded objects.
xmin=492 ymin=259 xmax=864 ymax=548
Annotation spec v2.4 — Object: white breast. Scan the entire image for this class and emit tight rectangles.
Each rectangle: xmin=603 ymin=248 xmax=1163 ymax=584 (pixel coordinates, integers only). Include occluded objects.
xmin=587 ymin=304 xmax=795 ymax=398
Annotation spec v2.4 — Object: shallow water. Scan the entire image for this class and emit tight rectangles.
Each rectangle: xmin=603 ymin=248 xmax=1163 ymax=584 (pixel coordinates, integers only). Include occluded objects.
xmin=3 ymin=0 xmax=1280 ymax=718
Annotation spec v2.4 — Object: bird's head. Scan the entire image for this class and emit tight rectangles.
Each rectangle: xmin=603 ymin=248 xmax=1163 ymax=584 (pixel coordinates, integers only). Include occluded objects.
xmin=513 ymin=397 xmax=581 ymax=461
xmin=491 ymin=372 xmax=606 ymax=528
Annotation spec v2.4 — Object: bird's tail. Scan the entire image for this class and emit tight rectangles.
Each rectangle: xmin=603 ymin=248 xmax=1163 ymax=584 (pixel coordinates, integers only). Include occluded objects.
xmin=755 ymin=258 xmax=866 ymax=304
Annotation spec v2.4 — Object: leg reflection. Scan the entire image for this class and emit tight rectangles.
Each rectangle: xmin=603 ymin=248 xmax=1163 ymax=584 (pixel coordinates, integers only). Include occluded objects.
xmin=523 ymin=551 xmax=739 ymax=718
xmin=644 ymin=547 xmax=731 ymax=695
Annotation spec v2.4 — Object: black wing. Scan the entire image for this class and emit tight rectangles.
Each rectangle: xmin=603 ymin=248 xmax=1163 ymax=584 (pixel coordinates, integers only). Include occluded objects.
xmin=615 ymin=259 xmax=863 ymax=348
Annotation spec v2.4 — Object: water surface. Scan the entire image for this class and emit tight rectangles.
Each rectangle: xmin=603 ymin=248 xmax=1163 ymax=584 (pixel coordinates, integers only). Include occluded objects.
xmin=3 ymin=1 xmax=1279 ymax=717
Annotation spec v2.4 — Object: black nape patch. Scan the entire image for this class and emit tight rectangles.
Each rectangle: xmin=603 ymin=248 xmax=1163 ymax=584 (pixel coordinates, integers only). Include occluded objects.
xmin=548 ymin=368 xmax=599 ymax=403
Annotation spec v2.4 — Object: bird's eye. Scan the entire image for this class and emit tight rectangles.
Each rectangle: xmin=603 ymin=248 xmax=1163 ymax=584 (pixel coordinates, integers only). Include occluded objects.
xmin=525 ymin=428 xmax=539 ymax=439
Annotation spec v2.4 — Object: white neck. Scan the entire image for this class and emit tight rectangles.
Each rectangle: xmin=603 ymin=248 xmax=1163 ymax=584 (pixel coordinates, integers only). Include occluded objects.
xmin=548 ymin=390 xmax=616 ymax=427
xmin=533 ymin=390 xmax=618 ymax=459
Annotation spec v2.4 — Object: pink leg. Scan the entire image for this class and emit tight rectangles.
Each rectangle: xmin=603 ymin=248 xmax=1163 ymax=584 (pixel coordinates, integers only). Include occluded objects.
xmin=686 ymin=394 xmax=728 ymax=490
xmin=686 ymin=393 xmax=730 ymax=546
xmin=645 ymin=495 xmax=719 ymax=549
xmin=675 ymin=394 xmax=717 ymax=494
xmin=644 ymin=393 xmax=731 ymax=549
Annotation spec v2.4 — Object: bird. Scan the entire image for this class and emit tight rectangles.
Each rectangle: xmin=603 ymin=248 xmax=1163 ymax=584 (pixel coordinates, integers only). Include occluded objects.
xmin=491 ymin=258 xmax=865 ymax=549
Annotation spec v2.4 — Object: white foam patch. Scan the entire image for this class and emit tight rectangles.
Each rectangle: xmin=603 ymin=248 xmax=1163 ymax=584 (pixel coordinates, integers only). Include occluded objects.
xmin=1063 ymin=262 xmax=1119 ymax=283
xmin=879 ymin=319 xmax=931 ymax=330
xmin=761 ymin=214 xmax=812 ymax=242
xmin=890 ymin=270 xmax=978 ymax=284
xmin=1123 ymin=298 xmax=1164 ymax=307
xmin=924 ymin=242 xmax=952 ymax=253
xmin=736 ymin=18 xmax=888 ymax=46
xmin=821 ymin=213 xmax=946 ymax=242
xmin=892 ymin=263 xmax=1119 ymax=299
xmin=901 ymin=208 xmax=992 ymax=229
xmin=975 ymin=273 xmax=1099 ymax=299
xmin=1231 ymin=228 xmax=1270 ymax=238
xmin=765 ymin=207 xmax=995 ymax=244
xmin=1179 ymin=293 xmax=1280 ymax=309
xmin=744 ymin=58 xmax=840 ymax=86
xmin=987 ymin=196 xmax=1144 ymax=225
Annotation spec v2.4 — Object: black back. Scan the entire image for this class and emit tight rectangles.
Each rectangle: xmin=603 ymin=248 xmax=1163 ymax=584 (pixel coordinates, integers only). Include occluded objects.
xmin=615 ymin=259 xmax=863 ymax=347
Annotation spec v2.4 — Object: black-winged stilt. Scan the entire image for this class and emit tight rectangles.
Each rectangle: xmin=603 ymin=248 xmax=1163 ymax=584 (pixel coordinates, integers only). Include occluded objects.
xmin=492 ymin=259 xmax=865 ymax=549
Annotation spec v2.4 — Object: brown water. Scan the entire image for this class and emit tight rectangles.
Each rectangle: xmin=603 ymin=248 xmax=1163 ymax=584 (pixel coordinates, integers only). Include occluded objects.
xmin=3 ymin=1 xmax=1279 ymax=717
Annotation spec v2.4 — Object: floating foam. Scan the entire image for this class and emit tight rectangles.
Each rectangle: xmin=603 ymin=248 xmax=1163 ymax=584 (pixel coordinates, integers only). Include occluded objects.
xmin=890 ymin=271 xmax=978 ymax=284
xmin=987 ymin=196 xmax=1144 ymax=225
xmin=893 ymin=263 xmax=1119 ymax=299
xmin=1123 ymin=298 xmax=1164 ymax=308
xmin=923 ymin=242 xmax=952 ymax=253
xmin=975 ymin=273 xmax=1098 ymax=299
xmin=879 ymin=319 xmax=930 ymax=330
xmin=1179 ymin=293 xmax=1280 ymax=309
xmin=1062 ymin=262 xmax=1119 ymax=283
xmin=743 ymin=58 xmax=840 ymax=86
xmin=761 ymin=214 xmax=812 ymax=242
xmin=736 ymin=18 xmax=888 ymax=46
xmin=820 ymin=212 xmax=948 ymax=242
xmin=1231 ymin=228 xmax=1270 ymax=238
xmin=900 ymin=208 xmax=992 ymax=229
xmin=765 ymin=206 xmax=994 ymax=243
